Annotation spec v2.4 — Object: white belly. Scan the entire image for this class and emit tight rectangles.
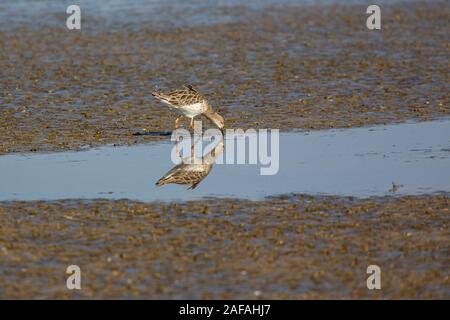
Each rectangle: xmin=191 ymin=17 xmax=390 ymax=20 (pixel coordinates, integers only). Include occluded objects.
xmin=179 ymin=102 xmax=207 ymax=118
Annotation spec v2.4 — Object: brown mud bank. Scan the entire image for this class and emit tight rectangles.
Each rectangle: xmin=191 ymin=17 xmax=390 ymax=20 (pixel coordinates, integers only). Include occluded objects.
xmin=0 ymin=2 xmax=448 ymax=155
xmin=0 ymin=194 xmax=448 ymax=299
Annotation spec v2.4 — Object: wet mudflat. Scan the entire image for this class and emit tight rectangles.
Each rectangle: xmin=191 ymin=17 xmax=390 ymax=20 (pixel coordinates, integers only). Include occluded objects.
xmin=0 ymin=1 xmax=448 ymax=154
xmin=0 ymin=0 xmax=449 ymax=299
xmin=0 ymin=194 xmax=448 ymax=299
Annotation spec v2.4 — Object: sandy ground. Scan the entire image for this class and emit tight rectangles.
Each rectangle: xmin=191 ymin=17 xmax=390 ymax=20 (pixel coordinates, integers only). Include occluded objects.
xmin=0 ymin=2 xmax=448 ymax=154
xmin=0 ymin=194 xmax=448 ymax=299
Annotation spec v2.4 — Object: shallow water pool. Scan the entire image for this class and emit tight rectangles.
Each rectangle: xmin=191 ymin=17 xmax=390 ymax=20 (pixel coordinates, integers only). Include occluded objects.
xmin=0 ymin=119 xmax=449 ymax=202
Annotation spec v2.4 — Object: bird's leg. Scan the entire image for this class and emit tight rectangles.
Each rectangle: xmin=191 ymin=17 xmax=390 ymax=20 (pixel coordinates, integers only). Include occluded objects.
xmin=174 ymin=116 xmax=182 ymax=129
xmin=191 ymin=141 xmax=195 ymax=158
xmin=189 ymin=118 xmax=194 ymax=130
xmin=176 ymin=142 xmax=181 ymax=157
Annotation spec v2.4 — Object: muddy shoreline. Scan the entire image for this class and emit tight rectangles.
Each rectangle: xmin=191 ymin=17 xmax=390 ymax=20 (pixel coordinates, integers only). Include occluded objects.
xmin=0 ymin=1 xmax=449 ymax=299
xmin=0 ymin=194 xmax=448 ymax=299
xmin=1 ymin=2 xmax=448 ymax=155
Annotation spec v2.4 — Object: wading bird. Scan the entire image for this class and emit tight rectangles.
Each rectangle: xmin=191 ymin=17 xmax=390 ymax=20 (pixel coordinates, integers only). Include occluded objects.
xmin=152 ymin=85 xmax=225 ymax=131
xmin=155 ymin=136 xmax=224 ymax=190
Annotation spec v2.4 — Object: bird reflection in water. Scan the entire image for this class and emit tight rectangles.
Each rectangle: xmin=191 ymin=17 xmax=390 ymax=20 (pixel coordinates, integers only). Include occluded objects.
xmin=155 ymin=134 xmax=224 ymax=189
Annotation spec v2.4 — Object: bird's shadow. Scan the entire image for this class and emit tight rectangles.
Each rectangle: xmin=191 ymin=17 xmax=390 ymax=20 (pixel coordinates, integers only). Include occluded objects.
xmin=132 ymin=130 xmax=172 ymax=137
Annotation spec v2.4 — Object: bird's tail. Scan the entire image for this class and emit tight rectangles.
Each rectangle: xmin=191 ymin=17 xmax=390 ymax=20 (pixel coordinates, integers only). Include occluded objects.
xmin=155 ymin=171 xmax=175 ymax=186
xmin=155 ymin=177 xmax=169 ymax=186
xmin=152 ymin=91 xmax=170 ymax=104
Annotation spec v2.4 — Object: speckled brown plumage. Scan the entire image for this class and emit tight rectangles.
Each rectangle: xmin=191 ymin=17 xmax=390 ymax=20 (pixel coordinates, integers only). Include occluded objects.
xmin=152 ymin=85 xmax=225 ymax=130
xmin=155 ymin=163 xmax=213 ymax=190
xmin=152 ymin=85 xmax=206 ymax=107
xmin=156 ymin=138 xmax=224 ymax=189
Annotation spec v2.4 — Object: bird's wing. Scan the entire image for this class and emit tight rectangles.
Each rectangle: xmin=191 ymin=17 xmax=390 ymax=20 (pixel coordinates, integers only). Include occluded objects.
xmin=155 ymin=164 xmax=212 ymax=189
xmin=152 ymin=87 xmax=205 ymax=107
xmin=184 ymin=84 xmax=199 ymax=94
